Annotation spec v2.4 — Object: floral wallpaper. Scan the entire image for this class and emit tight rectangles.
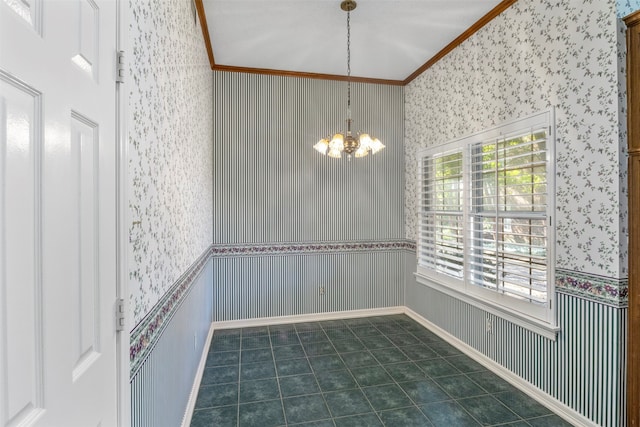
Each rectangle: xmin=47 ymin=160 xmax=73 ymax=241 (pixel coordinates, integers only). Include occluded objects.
xmin=618 ymin=0 xmax=640 ymax=16
xmin=405 ymin=0 xmax=629 ymax=280
xmin=128 ymin=0 xmax=213 ymax=327
xmin=616 ymin=1 xmax=639 ymax=277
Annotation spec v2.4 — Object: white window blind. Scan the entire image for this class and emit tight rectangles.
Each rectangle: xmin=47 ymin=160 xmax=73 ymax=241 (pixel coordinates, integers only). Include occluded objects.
xmin=468 ymin=129 xmax=548 ymax=305
xmin=419 ymin=151 xmax=464 ymax=279
xmin=417 ymin=110 xmax=555 ymax=326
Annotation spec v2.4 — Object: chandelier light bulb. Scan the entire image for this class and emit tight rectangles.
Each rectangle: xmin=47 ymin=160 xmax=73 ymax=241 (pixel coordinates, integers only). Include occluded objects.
xmin=354 ymin=144 xmax=369 ymax=158
xmin=359 ymin=133 xmax=372 ymax=150
xmin=327 ymin=147 xmax=342 ymax=158
xmin=370 ymin=137 xmax=385 ymax=154
xmin=330 ymin=133 xmax=345 ymax=151
xmin=314 ymin=138 xmax=329 ymax=155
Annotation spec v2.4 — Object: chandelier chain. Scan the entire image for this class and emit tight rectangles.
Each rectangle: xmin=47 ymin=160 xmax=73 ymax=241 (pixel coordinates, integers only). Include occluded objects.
xmin=311 ymin=0 xmax=385 ymax=159
xmin=347 ymin=9 xmax=351 ymax=117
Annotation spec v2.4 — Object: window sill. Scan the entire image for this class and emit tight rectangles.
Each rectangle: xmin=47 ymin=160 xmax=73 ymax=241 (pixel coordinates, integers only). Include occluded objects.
xmin=414 ymin=272 xmax=560 ymax=341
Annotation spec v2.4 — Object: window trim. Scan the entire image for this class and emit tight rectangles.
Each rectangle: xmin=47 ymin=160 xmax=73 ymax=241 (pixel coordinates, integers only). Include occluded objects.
xmin=414 ymin=272 xmax=560 ymax=340
xmin=416 ymin=109 xmax=558 ymax=338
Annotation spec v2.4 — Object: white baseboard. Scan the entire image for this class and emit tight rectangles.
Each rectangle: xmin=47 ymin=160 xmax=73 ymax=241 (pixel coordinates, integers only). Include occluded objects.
xmin=403 ymin=307 xmax=597 ymax=427
xmin=181 ymin=307 xmax=404 ymax=425
xmin=182 ymin=306 xmax=595 ymax=427
xmin=180 ymin=323 xmax=215 ymax=427
xmin=210 ymin=306 xmax=405 ymax=330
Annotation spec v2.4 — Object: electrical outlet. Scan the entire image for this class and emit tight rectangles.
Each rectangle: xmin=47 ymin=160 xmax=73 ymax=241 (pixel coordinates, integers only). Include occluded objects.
xmin=194 ymin=333 xmax=197 ymax=349
xmin=486 ymin=317 xmax=493 ymax=334
xmin=319 ymin=286 xmax=325 ymax=295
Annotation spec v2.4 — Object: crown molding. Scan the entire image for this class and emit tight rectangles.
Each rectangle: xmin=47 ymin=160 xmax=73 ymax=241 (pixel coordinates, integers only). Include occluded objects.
xmin=194 ymin=0 xmax=518 ymax=86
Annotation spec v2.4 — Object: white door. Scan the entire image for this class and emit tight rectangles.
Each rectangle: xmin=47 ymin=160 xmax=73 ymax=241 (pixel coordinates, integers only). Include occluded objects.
xmin=0 ymin=0 xmax=119 ymax=426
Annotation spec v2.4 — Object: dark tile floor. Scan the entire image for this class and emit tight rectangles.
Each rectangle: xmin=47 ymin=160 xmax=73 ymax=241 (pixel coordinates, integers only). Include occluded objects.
xmin=190 ymin=314 xmax=573 ymax=427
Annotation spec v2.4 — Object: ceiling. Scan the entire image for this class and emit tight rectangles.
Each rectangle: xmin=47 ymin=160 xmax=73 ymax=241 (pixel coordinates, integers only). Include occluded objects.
xmin=198 ymin=0 xmax=512 ymax=84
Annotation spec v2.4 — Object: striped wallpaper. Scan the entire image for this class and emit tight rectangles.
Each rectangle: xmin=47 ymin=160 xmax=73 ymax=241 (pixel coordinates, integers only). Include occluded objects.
xmin=211 ymin=71 xmax=408 ymax=320
xmin=130 ymin=67 xmax=630 ymax=427
xmin=130 ymin=247 xmax=628 ymax=426
xmin=406 ymin=253 xmax=627 ymax=426
xmin=128 ymin=2 xmax=632 ymax=426
xmin=212 ymin=247 xmax=407 ymax=322
xmin=131 ymin=259 xmax=213 ymax=427
xmin=213 ymin=71 xmax=405 ymax=244
xmin=130 ymin=73 xmax=408 ymax=425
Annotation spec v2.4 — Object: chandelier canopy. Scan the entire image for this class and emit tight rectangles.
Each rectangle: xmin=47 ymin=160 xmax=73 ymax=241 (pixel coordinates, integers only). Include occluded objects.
xmin=313 ymin=0 xmax=385 ymax=160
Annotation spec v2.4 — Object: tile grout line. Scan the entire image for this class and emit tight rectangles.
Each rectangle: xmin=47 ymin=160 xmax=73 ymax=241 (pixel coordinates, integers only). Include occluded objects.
xmin=325 ymin=321 xmax=377 ymax=425
xmin=400 ymin=324 xmax=525 ymax=426
xmin=366 ymin=320 xmax=431 ymax=424
xmin=197 ymin=316 xmax=564 ymax=427
xmin=323 ymin=321 xmax=378 ymax=420
xmin=330 ymin=320 xmax=387 ymax=426
xmin=295 ymin=323 xmax=338 ymax=427
xmin=395 ymin=326 xmax=481 ymax=426
xmin=237 ymin=330 xmax=243 ymax=427
xmin=267 ymin=327 xmax=289 ymax=427
xmin=355 ymin=319 xmax=482 ymax=424
xmin=409 ymin=323 xmax=495 ymax=426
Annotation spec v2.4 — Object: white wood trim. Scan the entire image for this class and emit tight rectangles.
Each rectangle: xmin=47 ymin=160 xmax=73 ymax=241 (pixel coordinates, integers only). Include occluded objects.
xmin=180 ymin=323 xmax=215 ymax=427
xmin=416 ymin=108 xmax=558 ymax=328
xmin=184 ymin=305 xmax=594 ymax=426
xmin=183 ymin=308 xmax=403 ymax=424
xmin=210 ymin=307 xmax=405 ymax=330
xmin=414 ymin=273 xmax=559 ymax=340
xmin=403 ymin=307 xmax=598 ymax=427
xmin=115 ymin=0 xmax=130 ymax=424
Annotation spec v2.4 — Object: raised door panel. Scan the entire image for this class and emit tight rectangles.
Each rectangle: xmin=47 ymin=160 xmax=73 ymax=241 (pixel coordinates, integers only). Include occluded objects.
xmin=0 ymin=72 xmax=44 ymax=427
xmin=1 ymin=0 xmax=42 ymax=34
xmin=71 ymin=0 xmax=98 ymax=80
xmin=0 ymin=0 xmax=118 ymax=425
xmin=70 ymin=112 xmax=100 ymax=381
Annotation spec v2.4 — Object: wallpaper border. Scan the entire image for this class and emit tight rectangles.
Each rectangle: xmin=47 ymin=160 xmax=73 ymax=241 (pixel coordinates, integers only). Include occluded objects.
xmin=130 ymin=247 xmax=211 ymax=376
xmin=405 ymin=240 xmax=628 ymax=307
xmin=130 ymin=240 xmax=415 ymax=374
xmin=211 ymin=240 xmax=417 ymax=257
xmin=129 ymin=241 xmax=625 ymax=375
xmin=555 ymin=268 xmax=628 ymax=307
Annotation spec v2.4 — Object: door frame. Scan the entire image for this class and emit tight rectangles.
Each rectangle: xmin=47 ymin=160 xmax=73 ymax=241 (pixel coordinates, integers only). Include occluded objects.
xmin=116 ymin=0 xmax=130 ymax=424
xmin=625 ymin=9 xmax=640 ymax=427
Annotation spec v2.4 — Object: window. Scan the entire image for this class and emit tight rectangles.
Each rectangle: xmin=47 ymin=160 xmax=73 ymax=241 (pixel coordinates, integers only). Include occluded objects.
xmin=420 ymin=151 xmax=464 ymax=278
xmin=417 ymin=110 xmax=556 ymax=329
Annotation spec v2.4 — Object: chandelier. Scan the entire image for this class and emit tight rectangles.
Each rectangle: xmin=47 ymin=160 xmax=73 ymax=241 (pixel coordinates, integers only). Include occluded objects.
xmin=313 ymin=0 xmax=385 ymax=160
